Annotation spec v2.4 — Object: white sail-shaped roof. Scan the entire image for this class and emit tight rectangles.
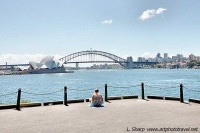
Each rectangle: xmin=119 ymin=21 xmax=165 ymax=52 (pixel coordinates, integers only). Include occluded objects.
xmin=29 ymin=61 xmax=43 ymax=69
xmin=29 ymin=56 xmax=59 ymax=70
xmin=40 ymin=65 xmax=48 ymax=69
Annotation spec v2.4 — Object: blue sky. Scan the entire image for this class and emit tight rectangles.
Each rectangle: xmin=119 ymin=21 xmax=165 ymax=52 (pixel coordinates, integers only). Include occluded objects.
xmin=0 ymin=0 xmax=200 ymax=63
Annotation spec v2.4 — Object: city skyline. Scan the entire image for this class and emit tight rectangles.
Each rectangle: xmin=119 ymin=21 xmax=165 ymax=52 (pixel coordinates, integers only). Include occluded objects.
xmin=0 ymin=51 xmax=199 ymax=65
xmin=0 ymin=0 xmax=200 ymax=64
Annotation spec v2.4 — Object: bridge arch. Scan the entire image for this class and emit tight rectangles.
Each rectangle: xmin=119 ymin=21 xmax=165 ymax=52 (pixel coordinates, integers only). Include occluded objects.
xmin=59 ymin=50 xmax=127 ymax=67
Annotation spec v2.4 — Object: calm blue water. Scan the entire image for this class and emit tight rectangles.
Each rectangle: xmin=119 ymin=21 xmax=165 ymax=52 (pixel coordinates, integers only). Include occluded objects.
xmin=0 ymin=69 xmax=200 ymax=104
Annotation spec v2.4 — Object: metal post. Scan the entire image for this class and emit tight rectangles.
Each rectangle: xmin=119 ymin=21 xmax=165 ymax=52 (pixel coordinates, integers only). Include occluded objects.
xmin=16 ymin=88 xmax=21 ymax=111
xmin=105 ymin=84 xmax=108 ymax=102
xmin=180 ymin=84 xmax=184 ymax=103
xmin=141 ymin=82 xmax=144 ymax=100
xmin=64 ymin=86 xmax=68 ymax=106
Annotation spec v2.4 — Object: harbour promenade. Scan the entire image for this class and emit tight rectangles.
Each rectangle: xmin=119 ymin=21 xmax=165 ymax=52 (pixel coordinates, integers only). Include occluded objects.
xmin=0 ymin=99 xmax=199 ymax=133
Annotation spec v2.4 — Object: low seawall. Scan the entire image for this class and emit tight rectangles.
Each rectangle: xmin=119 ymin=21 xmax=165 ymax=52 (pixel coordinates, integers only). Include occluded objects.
xmin=1 ymin=95 xmax=200 ymax=110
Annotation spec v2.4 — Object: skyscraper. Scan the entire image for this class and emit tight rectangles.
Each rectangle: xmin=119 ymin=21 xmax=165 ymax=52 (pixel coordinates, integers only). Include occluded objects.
xmin=164 ymin=53 xmax=168 ymax=58
xmin=156 ymin=53 xmax=161 ymax=58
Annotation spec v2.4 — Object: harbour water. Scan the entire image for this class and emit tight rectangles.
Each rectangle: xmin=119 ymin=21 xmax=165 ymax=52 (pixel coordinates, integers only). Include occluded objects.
xmin=0 ymin=69 xmax=200 ymax=104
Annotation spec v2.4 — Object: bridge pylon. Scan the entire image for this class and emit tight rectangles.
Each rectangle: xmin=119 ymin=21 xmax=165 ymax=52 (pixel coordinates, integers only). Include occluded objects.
xmin=76 ymin=63 xmax=79 ymax=69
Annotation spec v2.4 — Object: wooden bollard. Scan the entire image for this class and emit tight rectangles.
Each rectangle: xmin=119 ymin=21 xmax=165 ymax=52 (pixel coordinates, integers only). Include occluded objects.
xmin=64 ymin=86 xmax=68 ymax=106
xmin=105 ymin=84 xmax=108 ymax=102
xmin=16 ymin=88 xmax=21 ymax=111
xmin=141 ymin=82 xmax=144 ymax=99
xmin=180 ymin=84 xmax=184 ymax=103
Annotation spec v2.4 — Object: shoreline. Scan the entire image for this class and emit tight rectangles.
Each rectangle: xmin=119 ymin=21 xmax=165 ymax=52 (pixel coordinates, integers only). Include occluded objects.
xmin=1 ymin=68 xmax=200 ymax=76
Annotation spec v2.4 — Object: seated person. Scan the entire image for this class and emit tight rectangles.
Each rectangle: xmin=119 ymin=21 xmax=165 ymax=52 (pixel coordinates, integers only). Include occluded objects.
xmin=89 ymin=88 xmax=103 ymax=107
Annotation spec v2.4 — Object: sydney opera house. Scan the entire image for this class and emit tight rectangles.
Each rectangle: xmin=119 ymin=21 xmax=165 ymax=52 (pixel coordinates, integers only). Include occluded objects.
xmin=29 ymin=56 xmax=61 ymax=70
xmin=28 ymin=56 xmax=73 ymax=74
xmin=0 ymin=56 xmax=73 ymax=75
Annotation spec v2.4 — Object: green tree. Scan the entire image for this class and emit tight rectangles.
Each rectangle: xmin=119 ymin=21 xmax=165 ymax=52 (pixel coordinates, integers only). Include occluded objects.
xmin=188 ymin=60 xmax=197 ymax=68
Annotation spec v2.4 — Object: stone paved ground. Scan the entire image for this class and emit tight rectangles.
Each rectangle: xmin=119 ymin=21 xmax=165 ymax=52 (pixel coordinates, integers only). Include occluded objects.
xmin=0 ymin=99 xmax=199 ymax=133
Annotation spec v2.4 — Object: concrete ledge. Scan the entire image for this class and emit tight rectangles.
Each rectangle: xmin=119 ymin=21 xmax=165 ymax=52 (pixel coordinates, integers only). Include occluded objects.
xmin=43 ymin=101 xmax=63 ymax=106
xmin=165 ymin=97 xmax=180 ymax=101
xmin=189 ymin=99 xmax=200 ymax=104
xmin=68 ymin=99 xmax=84 ymax=104
xmin=147 ymin=96 xmax=164 ymax=100
xmin=86 ymin=97 xmax=122 ymax=102
xmin=107 ymin=96 xmax=121 ymax=100
xmin=2 ymin=96 xmax=197 ymax=111
xmin=122 ymin=95 xmax=138 ymax=99
xmin=85 ymin=98 xmax=90 ymax=102
xmin=86 ymin=96 xmax=138 ymax=102
xmin=21 ymin=103 xmax=42 ymax=108
xmin=0 ymin=105 xmax=16 ymax=110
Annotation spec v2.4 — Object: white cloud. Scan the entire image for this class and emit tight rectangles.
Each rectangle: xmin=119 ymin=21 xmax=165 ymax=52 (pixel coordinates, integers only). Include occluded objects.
xmin=101 ymin=19 xmax=113 ymax=24
xmin=139 ymin=8 xmax=167 ymax=21
xmin=156 ymin=8 xmax=167 ymax=15
xmin=0 ymin=54 xmax=63 ymax=65
xmin=139 ymin=9 xmax=156 ymax=21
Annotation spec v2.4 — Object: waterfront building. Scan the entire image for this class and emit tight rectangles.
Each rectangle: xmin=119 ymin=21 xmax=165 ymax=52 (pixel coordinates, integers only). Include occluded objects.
xmin=197 ymin=56 xmax=200 ymax=61
xmin=164 ymin=53 xmax=168 ymax=58
xmin=181 ymin=62 xmax=188 ymax=68
xmin=164 ymin=57 xmax=172 ymax=62
xmin=165 ymin=63 xmax=173 ymax=69
xmin=147 ymin=58 xmax=155 ymax=62
xmin=177 ymin=54 xmax=183 ymax=62
xmin=189 ymin=54 xmax=197 ymax=61
xmin=172 ymin=56 xmax=177 ymax=62
xmin=137 ymin=57 xmax=143 ymax=62
xmin=157 ymin=58 xmax=164 ymax=62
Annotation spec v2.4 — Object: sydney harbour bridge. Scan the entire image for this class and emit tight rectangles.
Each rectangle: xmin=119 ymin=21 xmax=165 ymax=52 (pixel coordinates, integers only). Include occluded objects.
xmin=0 ymin=50 xmax=158 ymax=70
xmin=59 ymin=50 xmax=157 ymax=69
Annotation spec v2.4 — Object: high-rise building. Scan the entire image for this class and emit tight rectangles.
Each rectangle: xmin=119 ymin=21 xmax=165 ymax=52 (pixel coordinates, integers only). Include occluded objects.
xmin=156 ymin=53 xmax=161 ymax=58
xmin=172 ymin=56 xmax=177 ymax=61
xmin=189 ymin=54 xmax=196 ymax=61
xmin=177 ymin=54 xmax=183 ymax=62
xmin=137 ymin=57 xmax=146 ymax=62
xmin=164 ymin=53 xmax=168 ymax=58
xmin=137 ymin=57 xmax=143 ymax=62
xmin=197 ymin=56 xmax=200 ymax=61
